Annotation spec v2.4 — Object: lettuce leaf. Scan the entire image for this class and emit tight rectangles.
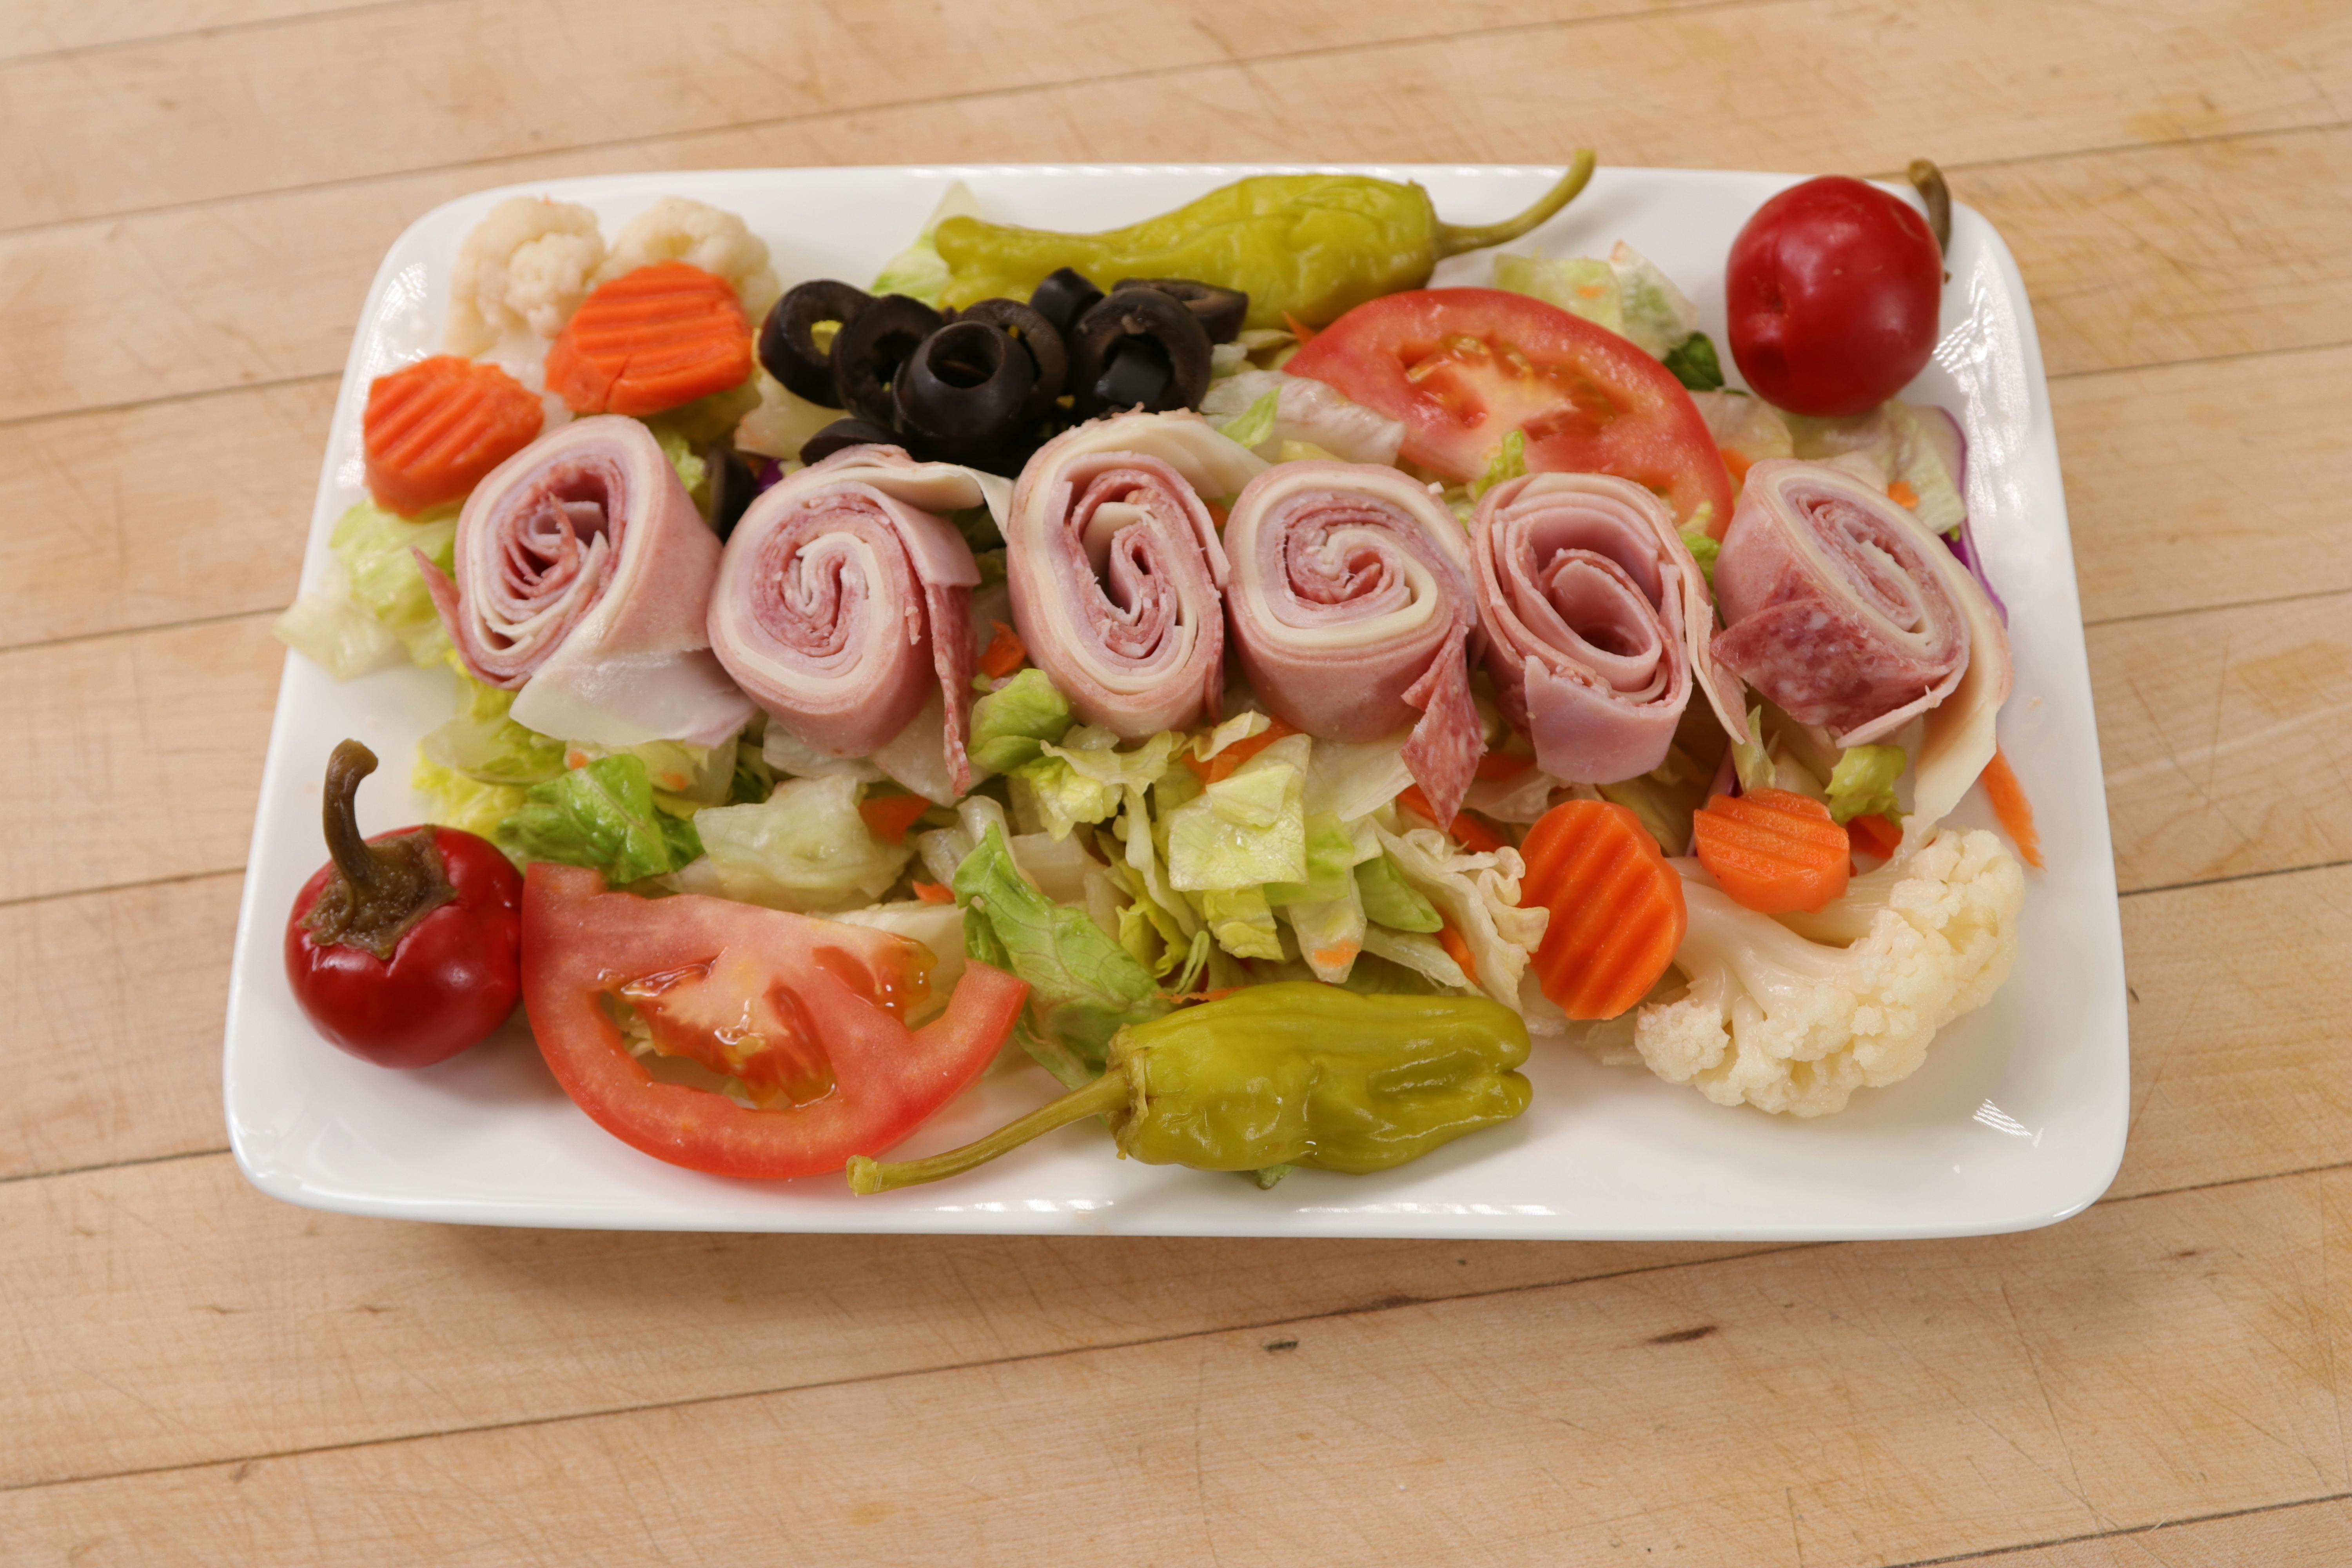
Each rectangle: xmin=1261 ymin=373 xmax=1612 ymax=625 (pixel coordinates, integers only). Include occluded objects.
xmin=1217 ymin=387 xmax=1280 ymax=450
xmin=419 ymin=668 xmax=567 ymax=786
xmin=1468 ymin=428 xmax=1528 ymax=501
xmin=691 ymin=773 xmax=910 ymax=911
xmin=276 ymin=501 xmax=457 ymax=677
xmin=1200 ymin=885 xmax=1284 ymax=961
xmin=412 ymin=756 xmax=530 ymax=844
xmin=968 ymin=668 xmax=1073 ymax=775
xmin=497 ymin=755 xmax=702 ymax=884
xmin=871 ymin=180 xmax=979 ymax=307
xmin=1679 ymin=525 xmax=1720 ymax=588
xmin=954 ymin=823 xmax=1167 ymax=1076
xmin=1165 ymin=734 xmax=1310 ymax=891
xmin=1662 ymin=331 xmax=1724 ymax=392
xmin=1824 ymin=744 xmax=1906 ymax=824
xmin=1354 ymin=851 xmax=1441 ymax=933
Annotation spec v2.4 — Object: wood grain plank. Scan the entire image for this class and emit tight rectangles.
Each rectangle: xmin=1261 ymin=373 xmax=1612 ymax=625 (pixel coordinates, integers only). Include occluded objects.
xmin=5 ymin=1169 xmax=2346 ymax=1564
xmin=0 ymin=0 xmax=394 ymax=63
xmin=0 ymin=1152 xmax=1766 ymax=1490
xmin=2096 ymin=590 xmax=2352 ymax=893
xmin=2114 ymin=864 xmax=2352 ymax=1198
xmin=1929 ymin=1497 xmax=2352 ymax=1566
xmin=0 ymin=67 xmax=2347 ymax=427
xmin=0 ymin=0 xmax=1720 ymax=230
xmin=3 ymin=614 xmax=279 ymax=904
xmin=0 ymin=381 xmax=330 ymax=651
xmin=0 ymin=874 xmax=241 ymax=1181
xmin=2057 ymin=344 xmax=2352 ymax=627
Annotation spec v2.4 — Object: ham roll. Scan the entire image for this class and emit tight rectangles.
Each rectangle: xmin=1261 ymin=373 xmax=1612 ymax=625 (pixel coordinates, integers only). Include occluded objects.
xmin=421 ymin=415 xmax=752 ymax=747
xmin=1223 ymin=461 xmax=1483 ymax=825
xmin=1006 ymin=411 xmax=1264 ymax=739
xmin=708 ymin=446 xmax=1005 ymax=798
xmin=1472 ymin=472 xmax=1746 ymax=784
xmin=1713 ymin=459 xmax=1998 ymax=748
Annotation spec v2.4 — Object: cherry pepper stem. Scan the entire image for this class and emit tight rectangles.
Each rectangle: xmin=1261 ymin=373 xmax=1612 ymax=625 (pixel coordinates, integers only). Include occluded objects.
xmin=1906 ymin=158 xmax=1952 ymax=258
xmin=1433 ymin=149 xmax=1598 ymax=259
xmin=847 ymin=1071 xmax=1129 ymax=1195
xmin=321 ymin=740 xmax=385 ymax=893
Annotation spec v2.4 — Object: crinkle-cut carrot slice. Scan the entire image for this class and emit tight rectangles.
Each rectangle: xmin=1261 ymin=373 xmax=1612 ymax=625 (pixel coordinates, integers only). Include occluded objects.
xmin=1692 ymin=788 xmax=1851 ymax=914
xmin=1517 ymin=799 xmax=1686 ymax=1020
xmin=363 ymin=355 xmax=543 ymax=516
xmin=544 ymin=261 xmax=753 ymax=417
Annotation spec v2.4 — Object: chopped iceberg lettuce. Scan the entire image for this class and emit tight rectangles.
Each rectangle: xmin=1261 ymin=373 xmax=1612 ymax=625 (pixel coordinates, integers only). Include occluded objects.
xmin=1824 ymin=744 xmax=1906 ymax=825
xmin=497 ymin=754 xmax=702 ymax=885
xmin=1165 ymin=734 xmax=1310 ymax=891
xmin=691 ymin=773 xmax=910 ymax=911
xmin=968 ymin=668 xmax=1074 ymax=775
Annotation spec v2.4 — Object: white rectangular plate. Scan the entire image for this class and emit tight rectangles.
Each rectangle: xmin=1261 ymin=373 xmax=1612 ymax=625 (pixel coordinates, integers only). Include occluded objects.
xmin=224 ymin=163 xmax=2128 ymax=1239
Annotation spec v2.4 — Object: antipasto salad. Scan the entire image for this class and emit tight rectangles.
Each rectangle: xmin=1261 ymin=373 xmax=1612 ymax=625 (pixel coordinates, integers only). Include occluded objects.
xmin=277 ymin=154 xmax=2036 ymax=1194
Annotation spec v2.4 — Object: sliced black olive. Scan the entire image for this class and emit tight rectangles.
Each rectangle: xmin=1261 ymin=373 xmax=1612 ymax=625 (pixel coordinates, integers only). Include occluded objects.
xmin=1112 ymin=278 xmax=1249 ymax=344
xmin=1070 ymin=287 xmax=1212 ymax=416
xmin=799 ymin=416 xmax=902 ymax=466
xmin=1091 ymin=338 xmax=1173 ymax=413
xmin=954 ymin=298 xmax=1067 ymax=424
xmin=701 ymin=445 xmax=759 ymax=541
xmin=829 ymin=294 xmax=942 ymax=428
xmin=1027 ymin=267 xmax=1104 ymax=339
xmin=759 ymin=280 xmax=872 ymax=407
xmin=893 ymin=320 xmax=1035 ymax=464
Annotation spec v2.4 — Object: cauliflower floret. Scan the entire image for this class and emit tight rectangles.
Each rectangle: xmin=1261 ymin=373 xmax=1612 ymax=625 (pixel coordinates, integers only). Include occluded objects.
xmin=596 ymin=196 xmax=781 ymax=322
xmin=1633 ymin=828 xmax=2024 ymax=1116
xmin=446 ymin=196 xmax=606 ymax=354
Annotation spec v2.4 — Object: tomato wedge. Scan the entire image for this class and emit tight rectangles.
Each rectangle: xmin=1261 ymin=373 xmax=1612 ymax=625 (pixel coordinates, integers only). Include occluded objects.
xmin=521 ymin=864 xmax=1027 ymax=1179
xmin=1286 ymin=288 xmax=1735 ymax=532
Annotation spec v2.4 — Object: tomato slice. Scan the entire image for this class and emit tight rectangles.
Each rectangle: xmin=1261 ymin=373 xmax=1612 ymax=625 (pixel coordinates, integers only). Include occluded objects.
xmin=1285 ymin=288 xmax=1736 ymax=532
xmin=521 ymin=864 xmax=1027 ymax=1179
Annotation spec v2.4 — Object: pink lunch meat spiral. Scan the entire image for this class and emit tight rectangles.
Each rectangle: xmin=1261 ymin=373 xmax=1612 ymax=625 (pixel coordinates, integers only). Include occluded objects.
xmin=1006 ymin=412 xmax=1264 ymax=740
xmin=707 ymin=445 xmax=999 ymax=795
xmin=1223 ymin=460 xmax=1483 ymax=825
xmin=420 ymin=414 xmax=752 ymax=747
xmin=1471 ymin=471 xmax=1745 ymax=784
xmin=1712 ymin=457 xmax=1983 ymax=746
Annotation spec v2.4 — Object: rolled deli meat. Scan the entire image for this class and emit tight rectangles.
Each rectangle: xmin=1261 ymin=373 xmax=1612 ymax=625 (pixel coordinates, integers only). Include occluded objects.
xmin=421 ymin=415 xmax=753 ymax=747
xmin=1006 ymin=411 xmax=1265 ymax=739
xmin=1471 ymin=471 xmax=1746 ymax=784
xmin=708 ymin=445 xmax=1004 ymax=797
xmin=1223 ymin=460 xmax=1483 ymax=825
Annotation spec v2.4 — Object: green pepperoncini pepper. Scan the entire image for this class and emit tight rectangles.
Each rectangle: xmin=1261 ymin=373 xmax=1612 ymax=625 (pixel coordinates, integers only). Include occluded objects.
xmin=846 ymin=983 xmax=1533 ymax=1194
xmin=931 ymin=152 xmax=1597 ymax=332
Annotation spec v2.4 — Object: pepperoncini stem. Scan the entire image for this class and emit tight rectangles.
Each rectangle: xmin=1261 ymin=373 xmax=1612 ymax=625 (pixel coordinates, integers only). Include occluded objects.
xmin=846 ymin=1070 xmax=1130 ymax=1195
xmin=1907 ymin=158 xmax=1952 ymax=258
xmin=1432 ymin=150 xmax=1597 ymax=259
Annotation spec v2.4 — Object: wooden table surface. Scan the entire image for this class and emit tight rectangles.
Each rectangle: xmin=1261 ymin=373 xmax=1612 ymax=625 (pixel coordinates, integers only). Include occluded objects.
xmin=5 ymin=2 xmax=2349 ymax=1562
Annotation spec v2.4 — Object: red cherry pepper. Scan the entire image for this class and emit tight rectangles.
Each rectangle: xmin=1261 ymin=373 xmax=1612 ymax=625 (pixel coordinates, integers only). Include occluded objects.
xmin=284 ymin=739 xmax=523 ymax=1069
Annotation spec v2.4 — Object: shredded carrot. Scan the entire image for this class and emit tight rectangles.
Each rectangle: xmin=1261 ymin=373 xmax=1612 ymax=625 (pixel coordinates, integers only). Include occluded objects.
xmin=1436 ymin=921 xmax=1480 ymax=987
xmin=1282 ymin=311 xmax=1319 ymax=346
xmin=1312 ymin=942 xmax=1362 ymax=972
xmin=1720 ymin=446 xmax=1753 ymax=488
xmin=911 ymin=880 xmax=956 ymax=905
xmin=1846 ymin=812 xmax=1904 ymax=860
xmin=1166 ymin=987 xmax=1241 ymax=1006
xmin=1474 ymin=751 xmax=1534 ymax=782
xmin=1979 ymin=747 xmax=2044 ymax=869
xmin=1887 ymin=479 xmax=1920 ymax=509
xmin=1575 ymin=283 xmax=1609 ymax=299
xmin=1203 ymin=498 xmax=1231 ymax=533
xmin=1693 ymin=788 xmax=1851 ymax=913
xmin=1397 ymin=785 xmax=1506 ymax=853
xmin=1516 ymin=799 xmax=1686 ymax=1020
xmin=363 ymin=356 xmax=543 ymax=517
xmin=1184 ymin=718 xmax=1299 ymax=785
xmin=858 ymin=791 xmax=934 ymax=846
xmin=977 ymin=621 xmax=1027 ymax=681
xmin=544 ymin=261 xmax=752 ymax=417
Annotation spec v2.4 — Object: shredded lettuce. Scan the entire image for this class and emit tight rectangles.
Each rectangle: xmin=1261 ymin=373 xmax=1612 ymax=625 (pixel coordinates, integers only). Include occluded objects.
xmin=871 ymin=180 xmax=979 ymax=307
xmin=419 ymin=668 xmax=566 ymax=786
xmin=1493 ymin=242 xmax=1702 ymax=360
xmin=1200 ymin=886 xmax=1285 ymax=961
xmin=497 ymin=755 xmax=702 ymax=884
xmin=1354 ymin=851 xmax=1441 ymax=933
xmin=1662 ymin=332 xmax=1724 ymax=392
xmin=652 ymin=425 xmax=708 ymax=498
xmin=1732 ymin=703 xmax=1777 ymax=793
xmin=1165 ymin=734 xmax=1310 ymax=891
xmin=691 ymin=773 xmax=909 ymax=912
xmin=1362 ymin=925 xmax=1469 ymax=990
xmin=1679 ymin=525 xmax=1720 ymax=588
xmin=1373 ymin=822 xmax=1548 ymax=1007
xmin=1786 ymin=401 xmax=1967 ymax=537
xmin=1824 ymin=745 xmax=1906 ymax=825
xmin=1494 ymin=252 xmax=1623 ymax=335
xmin=276 ymin=501 xmax=457 ymax=678
xmin=1468 ymin=428 xmax=1528 ymax=501
xmin=1218 ymin=387 xmax=1281 ymax=450
xmin=968 ymin=668 xmax=1074 ymax=775
xmin=1013 ymin=726 xmax=1181 ymax=840
xmin=411 ymin=756 xmax=530 ymax=844
xmin=954 ymin=823 xmax=1167 ymax=1082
